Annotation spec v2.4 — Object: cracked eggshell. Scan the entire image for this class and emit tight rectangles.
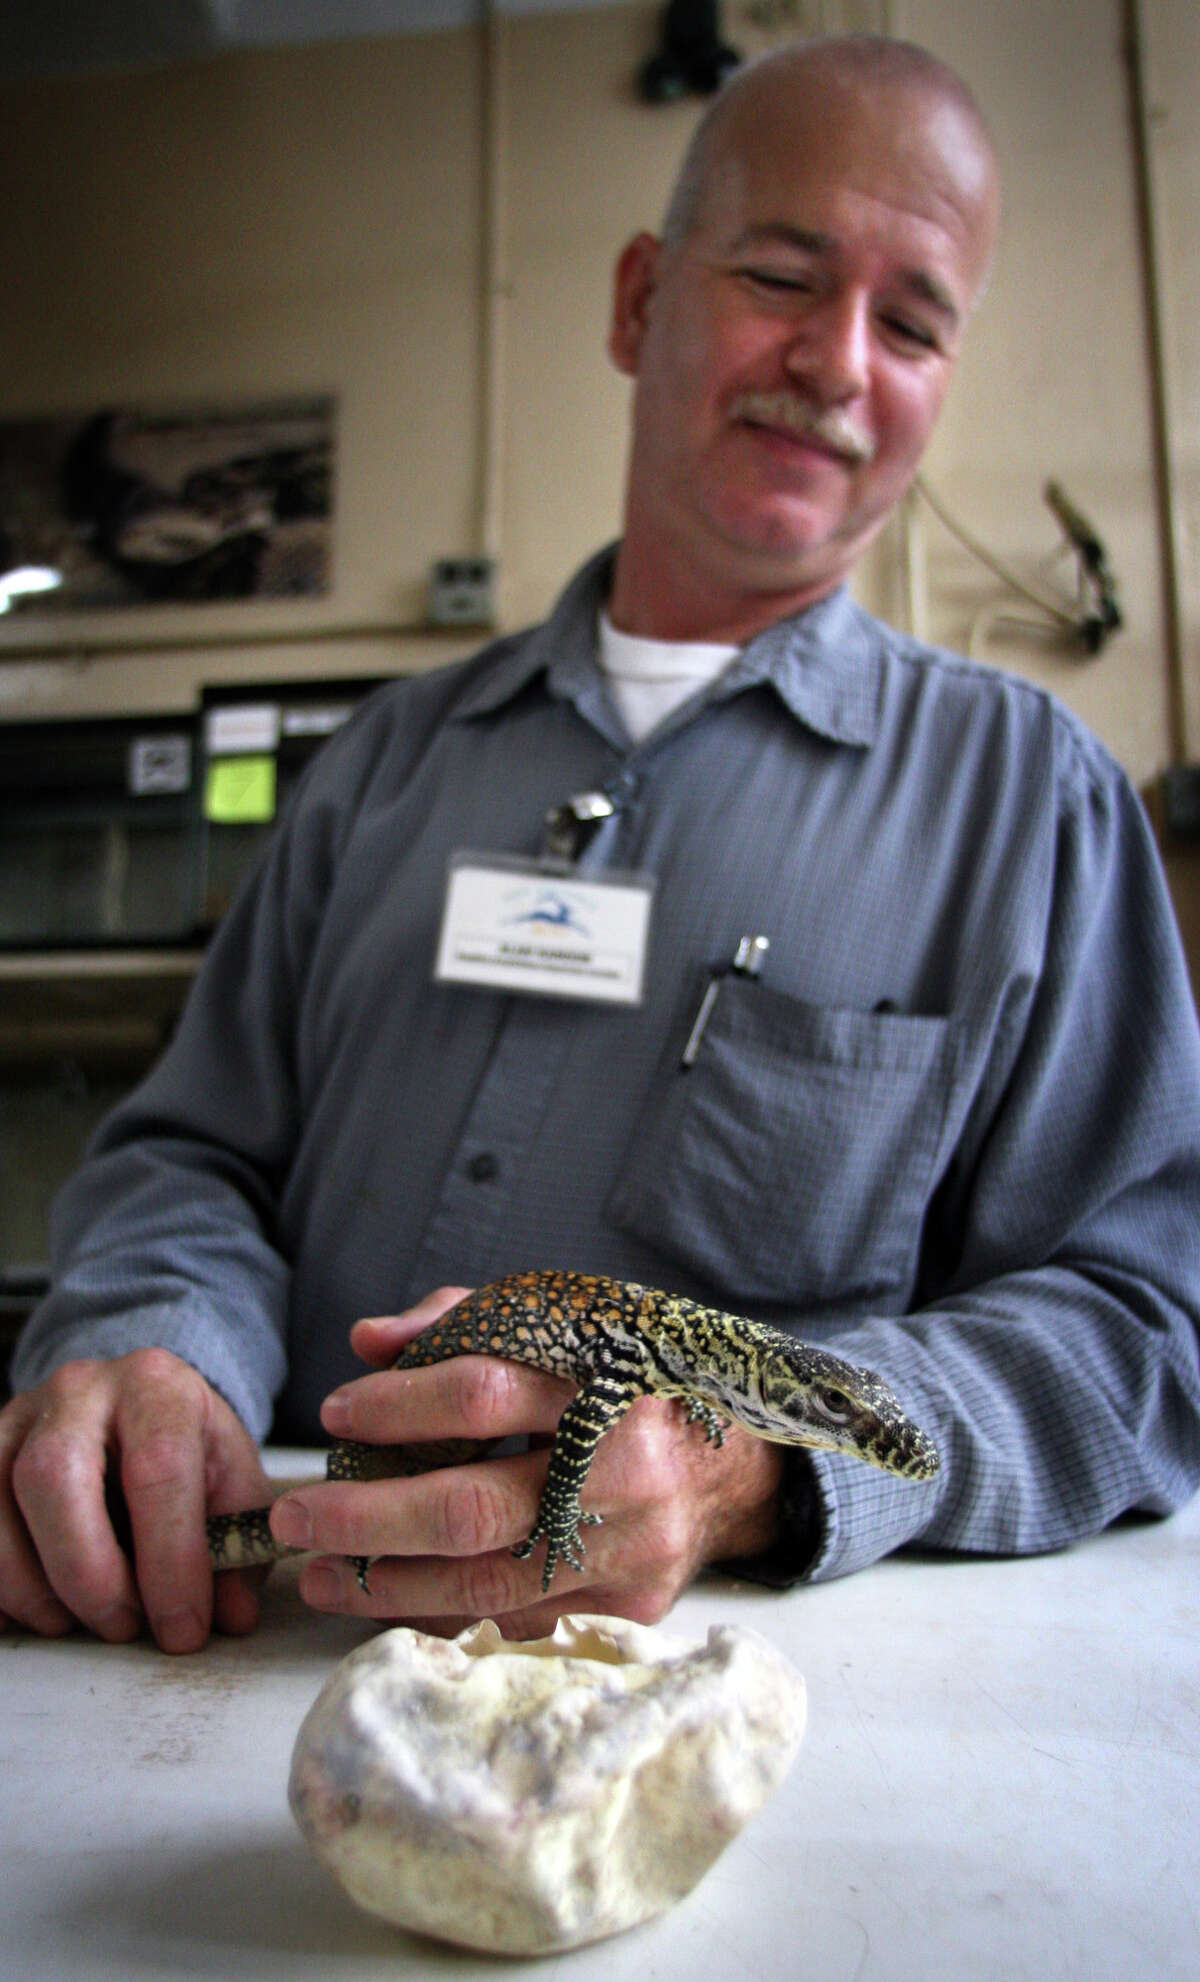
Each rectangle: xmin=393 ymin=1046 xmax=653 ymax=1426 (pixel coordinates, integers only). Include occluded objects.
xmin=288 ymin=1611 xmax=806 ymax=1955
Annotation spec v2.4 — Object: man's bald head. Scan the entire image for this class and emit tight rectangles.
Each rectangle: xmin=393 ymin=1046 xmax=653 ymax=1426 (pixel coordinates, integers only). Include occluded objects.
xmin=661 ymin=36 xmax=999 ymax=303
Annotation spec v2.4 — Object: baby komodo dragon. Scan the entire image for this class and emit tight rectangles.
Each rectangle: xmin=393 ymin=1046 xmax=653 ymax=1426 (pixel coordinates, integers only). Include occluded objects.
xmin=207 ymin=1268 xmax=940 ymax=1592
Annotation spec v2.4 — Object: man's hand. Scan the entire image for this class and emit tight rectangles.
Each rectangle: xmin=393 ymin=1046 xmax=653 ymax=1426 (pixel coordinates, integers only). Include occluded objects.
xmin=0 ymin=1350 xmax=271 ymax=1653
xmin=270 ymin=1286 xmax=785 ymax=1639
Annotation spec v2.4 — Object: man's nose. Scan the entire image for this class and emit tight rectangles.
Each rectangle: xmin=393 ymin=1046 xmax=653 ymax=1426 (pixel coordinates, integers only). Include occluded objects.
xmin=783 ymin=290 xmax=871 ymax=405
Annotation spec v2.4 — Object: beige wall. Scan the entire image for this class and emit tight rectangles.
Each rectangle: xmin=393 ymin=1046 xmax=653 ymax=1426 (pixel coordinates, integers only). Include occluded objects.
xmin=0 ymin=0 xmax=1196 ymax=812
xmin=896 ymin=0 xmax=1166 ymax=771
xmin=1146 ymin=0 xmax=1200 ymax=754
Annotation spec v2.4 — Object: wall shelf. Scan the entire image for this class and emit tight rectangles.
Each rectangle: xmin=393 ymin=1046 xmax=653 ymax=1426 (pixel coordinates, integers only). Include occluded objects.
xmin=0 ymin=949 xmax=203 ymax=1067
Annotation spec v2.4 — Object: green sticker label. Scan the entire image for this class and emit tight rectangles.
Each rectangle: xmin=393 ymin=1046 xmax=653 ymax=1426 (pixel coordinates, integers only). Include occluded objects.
xmin=204 ymin=755 xmax=277 ymax=825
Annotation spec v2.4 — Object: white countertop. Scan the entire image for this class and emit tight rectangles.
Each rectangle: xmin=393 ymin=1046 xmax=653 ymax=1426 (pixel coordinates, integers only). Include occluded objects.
xmin=4 ymin=1454 xmax=1198 ymax=1982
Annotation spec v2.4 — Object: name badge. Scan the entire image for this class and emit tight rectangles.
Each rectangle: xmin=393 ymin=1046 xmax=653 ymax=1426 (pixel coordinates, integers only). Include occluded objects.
xmin=434 ymin=854 xmax=653 ymax=1005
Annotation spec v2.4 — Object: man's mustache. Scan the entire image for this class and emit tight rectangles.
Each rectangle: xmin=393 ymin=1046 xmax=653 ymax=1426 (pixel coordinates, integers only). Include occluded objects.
xmin=730 ymin=391 xmax=875 ymax=464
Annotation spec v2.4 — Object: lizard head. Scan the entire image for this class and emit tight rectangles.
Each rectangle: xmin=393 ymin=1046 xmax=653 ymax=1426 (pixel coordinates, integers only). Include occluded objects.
xmin=734 ymin=1336 xmax=940 ymax=1481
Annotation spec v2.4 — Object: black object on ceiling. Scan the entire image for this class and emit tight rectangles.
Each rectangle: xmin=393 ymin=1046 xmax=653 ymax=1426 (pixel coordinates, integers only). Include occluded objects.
xmin=639 ymin=0 xmax=742 ymax=103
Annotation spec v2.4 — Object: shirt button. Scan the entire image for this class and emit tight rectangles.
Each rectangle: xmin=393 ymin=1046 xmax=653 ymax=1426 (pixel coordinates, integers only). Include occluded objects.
xmin=466 ymin=1152 xmax=500 ymax=1183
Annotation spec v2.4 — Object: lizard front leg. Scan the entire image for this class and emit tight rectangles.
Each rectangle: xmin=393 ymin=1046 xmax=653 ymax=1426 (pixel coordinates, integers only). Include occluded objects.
xmin=682 ymin=1396 xmax=729 ymax=1444
xmin=513 ymin=1367 xmax=641 ymax=1591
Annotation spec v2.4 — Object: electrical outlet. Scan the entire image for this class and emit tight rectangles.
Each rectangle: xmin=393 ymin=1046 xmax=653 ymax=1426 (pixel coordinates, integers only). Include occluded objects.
xmin=428 ymin=557 xmax=496 ymax=628
xmin=1163 ymin=764 xmax=1200 ymax=841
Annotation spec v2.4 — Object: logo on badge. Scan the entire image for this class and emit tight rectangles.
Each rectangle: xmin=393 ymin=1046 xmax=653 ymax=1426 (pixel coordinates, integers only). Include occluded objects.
xmin=504 ymin=886 xmax=591 ymax=937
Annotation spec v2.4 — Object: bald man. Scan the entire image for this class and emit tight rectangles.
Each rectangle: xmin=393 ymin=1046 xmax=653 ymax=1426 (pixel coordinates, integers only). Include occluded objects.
xmin=6 ymin=40 xmax=1199 ymax=1652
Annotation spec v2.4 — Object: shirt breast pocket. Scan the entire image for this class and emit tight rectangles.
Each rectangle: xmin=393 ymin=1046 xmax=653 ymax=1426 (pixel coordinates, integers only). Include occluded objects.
xmin=607 ymin=982 xmax=958 ymax=1307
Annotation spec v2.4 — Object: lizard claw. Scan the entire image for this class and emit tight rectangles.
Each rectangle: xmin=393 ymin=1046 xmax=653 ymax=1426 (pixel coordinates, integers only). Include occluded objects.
xmin=512 ymin=1508 xmax=604 ymax=1591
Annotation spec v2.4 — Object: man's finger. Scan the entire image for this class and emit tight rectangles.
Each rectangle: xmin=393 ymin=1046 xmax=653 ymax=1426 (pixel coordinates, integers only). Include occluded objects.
xmin=298 ymin=1539 xmax=558 ymax=1625
xmin=319 ymin=1353 xmax=572 ymax=1447
xmin=274 ymin=1444 xmax=555 ymax=1566
xmin=0 ymin=1516 xmax=80 ymax=1639
xmin=8 ymin=1364 xmax=146 ymax=1639
xmin=348 ymin=1284 xmax=472 ymax=1367
xmin=120 ymin=1357 xmax=275 ymax=1653
xmin=117 ymin=1370 xmax=215 ymax=1654
xmin=0 ymin=1394 xmax=77 ymax=1634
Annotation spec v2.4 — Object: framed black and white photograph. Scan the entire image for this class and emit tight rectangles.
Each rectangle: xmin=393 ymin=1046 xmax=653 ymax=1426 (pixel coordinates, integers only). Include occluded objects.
xmin=0 ymin=395 xmax=335 ymax=610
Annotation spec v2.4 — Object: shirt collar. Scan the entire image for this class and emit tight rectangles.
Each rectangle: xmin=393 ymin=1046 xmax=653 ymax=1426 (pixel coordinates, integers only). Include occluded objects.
xmin=453 ymin=544 xmax=883 ymax=749
xmin=724 ymin=584 xmax=882 ymax=747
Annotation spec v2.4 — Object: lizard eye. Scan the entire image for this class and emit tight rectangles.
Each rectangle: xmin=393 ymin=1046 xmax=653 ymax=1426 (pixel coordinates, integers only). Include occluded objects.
xmin=814 ymin=1385 xmax=854 ymax=1425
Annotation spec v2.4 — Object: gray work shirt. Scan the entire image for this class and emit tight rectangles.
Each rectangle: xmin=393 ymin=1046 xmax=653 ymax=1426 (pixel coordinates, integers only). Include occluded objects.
xmin=16 ymin=548 xmax=1200 ymax=1582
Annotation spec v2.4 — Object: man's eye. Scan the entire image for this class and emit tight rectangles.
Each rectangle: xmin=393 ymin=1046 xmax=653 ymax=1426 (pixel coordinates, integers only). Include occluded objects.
xmin=881 ymin=313 xmax=939 ymax=352
xmin=741 ymin=267 xmax=814 ymax=295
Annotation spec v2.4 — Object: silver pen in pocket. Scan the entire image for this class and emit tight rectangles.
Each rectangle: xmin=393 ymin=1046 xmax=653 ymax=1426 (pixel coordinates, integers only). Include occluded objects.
xmin=679 ymin=934 xmax=770 ymax=1070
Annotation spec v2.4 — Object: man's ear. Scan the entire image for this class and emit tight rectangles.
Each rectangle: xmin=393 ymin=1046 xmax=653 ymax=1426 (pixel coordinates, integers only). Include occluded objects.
xmin=607 ymin=232 xmax=663 ymax=377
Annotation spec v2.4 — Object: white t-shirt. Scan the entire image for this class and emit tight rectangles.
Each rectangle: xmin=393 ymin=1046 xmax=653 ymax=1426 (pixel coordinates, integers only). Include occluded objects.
xmin=598 ymin=612 xmax=739 ymax=744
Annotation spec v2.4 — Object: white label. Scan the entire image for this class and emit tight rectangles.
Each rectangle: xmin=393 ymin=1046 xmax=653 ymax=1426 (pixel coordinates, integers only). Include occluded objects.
xmin=435 ymin=857 xmax=652 ymax=1005
xmin=128 ymin=734 xmax=191 ymax=796
xmin=280 ymin=703 xmax=356 ymax=738
xmin=205 ymin=703 xmax=281 ymax=755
